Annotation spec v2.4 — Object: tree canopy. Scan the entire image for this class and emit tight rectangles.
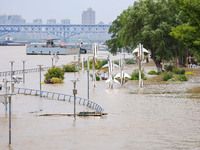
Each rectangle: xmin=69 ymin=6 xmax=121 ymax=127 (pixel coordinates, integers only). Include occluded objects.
xmin=106 ymin=0 xmax=184 ymax=72
xmin=170 ymin=0 xmax=200 ymax=56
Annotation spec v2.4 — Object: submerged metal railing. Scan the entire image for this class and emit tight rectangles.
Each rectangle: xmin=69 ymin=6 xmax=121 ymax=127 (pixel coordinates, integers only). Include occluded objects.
xmin=14 ymin=87 xmax=104 ymax=113
xmin=0 ymin=66 xmax=62 ymax=77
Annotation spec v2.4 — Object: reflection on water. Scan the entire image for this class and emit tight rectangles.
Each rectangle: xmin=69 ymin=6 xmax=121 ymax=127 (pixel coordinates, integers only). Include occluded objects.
xmin=0 ymin=47 xmax=200 ymax=150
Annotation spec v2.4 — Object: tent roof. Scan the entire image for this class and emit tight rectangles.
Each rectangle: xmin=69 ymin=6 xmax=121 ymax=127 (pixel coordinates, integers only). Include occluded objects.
xmin=132 ymin=47 xmax=150 ymax=54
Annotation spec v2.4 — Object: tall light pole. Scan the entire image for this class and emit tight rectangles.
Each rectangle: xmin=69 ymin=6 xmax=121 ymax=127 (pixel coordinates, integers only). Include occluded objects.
xmin=73 ymin=56 xmax=76 ymax=77
xmin=71 ymin=79 xmax=78 ymax=118
xmin=86 ymin=69 xmax=90 ymax=100
xmin=22 ymin=60 xmax=26 ymax=84
xmin=38 ymin=65 xmax=43 ymax=97
xmin=8 ymin=95 xmax=11 ymax=145
xmin=82 ymin=57 xmax=85 ymax=71
xmin=78 ymin=39 xmax=82 ymax=72
xmin=9 ymin=61 xmax=14 ymax=93
xmin=51 ymin=52 xmax=54 ymax=67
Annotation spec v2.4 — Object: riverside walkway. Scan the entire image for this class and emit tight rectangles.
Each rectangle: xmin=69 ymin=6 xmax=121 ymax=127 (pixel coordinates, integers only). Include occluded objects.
xmin=15 ymin=87 xmax=104 ymax=113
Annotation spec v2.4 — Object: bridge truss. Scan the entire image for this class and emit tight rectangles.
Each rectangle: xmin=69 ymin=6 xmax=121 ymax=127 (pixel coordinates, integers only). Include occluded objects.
xmin=0 ymin=24 xmax=111 ymax=41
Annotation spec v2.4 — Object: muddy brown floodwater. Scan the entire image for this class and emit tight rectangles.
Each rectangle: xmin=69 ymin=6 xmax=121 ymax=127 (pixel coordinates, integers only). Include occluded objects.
xmin=0 ymin=46 xmax=200 ymax=150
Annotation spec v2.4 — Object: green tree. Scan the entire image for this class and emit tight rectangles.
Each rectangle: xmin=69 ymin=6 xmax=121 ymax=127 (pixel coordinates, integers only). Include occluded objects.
xmin=107 ymin=0 xmax=183 ymax=72
xmin=170 ymin=0 xmax=200 ymax=56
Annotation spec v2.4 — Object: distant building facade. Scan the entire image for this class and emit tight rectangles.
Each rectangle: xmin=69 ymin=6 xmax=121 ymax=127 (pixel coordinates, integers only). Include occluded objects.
xmin=0 ymin=14 xmax=26 ymax=24
xmin=47 ymin=19 xmax=56 ymax=24
xmin=61 ymin=19 xmax=70 ymax=25
xmin=98 ymin=21 xmax=104 ymax=25
xmin=82 ymin=8 xmax=95 ymax=25
xmin=33 ymin=19 xmax=42 ymax=24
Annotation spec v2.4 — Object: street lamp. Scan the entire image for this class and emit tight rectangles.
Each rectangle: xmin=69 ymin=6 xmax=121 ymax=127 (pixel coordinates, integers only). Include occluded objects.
xmin=86 ymin=69 xmax=90 ymax=100
xmin=51 ymin=53 xmax=54 ymax=67
xmin=38 ymin=65 xmax=43 ymax=97
xmin=73 ymin=56 xmax=76 ymax=77
xmin=2 ymin=77 xmax=21 ymax=145
xmin=22 ymin=60 xmax=26 ymax=84
xmin=71 ymin=79 xmax=79 ymax=118
xmin=78 ymin=39 xmax=82 ymax=72
xmin=9 ymin=61 xmax=14 ymax=93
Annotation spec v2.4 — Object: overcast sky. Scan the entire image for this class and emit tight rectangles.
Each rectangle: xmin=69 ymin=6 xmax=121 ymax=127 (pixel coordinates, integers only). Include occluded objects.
xmin=0 ymin=0 xmax=136 ymax=24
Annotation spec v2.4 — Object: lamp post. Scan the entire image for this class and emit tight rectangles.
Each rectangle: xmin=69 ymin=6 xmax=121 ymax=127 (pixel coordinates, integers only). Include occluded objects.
xmin=22 ymin=60 xmax=26 ymax=84
xmin=78 ymin=39 xmax=82 ymax=72
xmin=82 ymin=57 xmax=85 ymax=71
xmin=51 ymin=57 xmax=54 ymax=67
xmin=73 ymin=56 xmax=76 ymax=77
xmin=8 ymin=95 xmax=11 ymax=144
xmin=2 ymin=78 xmax=20 ymax=145
xmin=86 ymin=69 xmax=90 ymax=100
xmin=38 ymin=65 xmax=43 ymax=97
xmin=9 ymin=61 xmax=14 ymax=94
xmin=71 ymin=79 xmax=78 ymax=118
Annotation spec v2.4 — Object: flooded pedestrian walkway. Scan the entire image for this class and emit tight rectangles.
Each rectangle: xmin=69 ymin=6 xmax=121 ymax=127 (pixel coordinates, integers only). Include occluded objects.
xmin=0 ymin=46 xmax=200 ymax=150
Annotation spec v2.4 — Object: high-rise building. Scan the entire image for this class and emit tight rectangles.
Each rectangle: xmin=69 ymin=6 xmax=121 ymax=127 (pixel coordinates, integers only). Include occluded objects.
xmin=33 ymin=19 xmax=42 ymax=24
xmin=61 ymin=19 xmax=70 ymax=25
xmin=47 ymin=19 xmax=56 ymax=24
xmin=82 ymin=8 xmax=95 ymax=25
xmin=0 ymin=14 xmax=26 ymax=24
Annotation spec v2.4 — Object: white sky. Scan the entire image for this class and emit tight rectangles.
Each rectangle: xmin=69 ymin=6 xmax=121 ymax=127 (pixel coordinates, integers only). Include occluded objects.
xmin=0 ymin=0 xmax=136 ymax=24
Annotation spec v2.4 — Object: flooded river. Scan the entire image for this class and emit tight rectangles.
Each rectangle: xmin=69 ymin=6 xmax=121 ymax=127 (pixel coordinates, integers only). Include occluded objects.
xmin=0 ymin=46 xmax=200 ymax=150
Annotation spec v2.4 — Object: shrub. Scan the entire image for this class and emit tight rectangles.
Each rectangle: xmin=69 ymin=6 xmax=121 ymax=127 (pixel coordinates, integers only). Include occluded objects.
xmin=162 ymin=72 xmax=173 ymax=81
xmin=180 ymin=69 xmax=186 ymax=75
xmin=176 ymin=75 xmax=188 ymax=81
xmin=125 ymin=59 xmax=135 ymax=64
xmin=114 ymin=61 xmax=119 ymax=66
xmin=130 ymin=69 xmax=146 ymax=80
xmin=169 ymin=75 xmax=188 ymax=82
xmin=100 ymin=59 xmax=108 ymax=68
xmin=90 ymin=74 xmax=100 ymax=81
xmin=85 ymin=59 xmax=103 ymax=69
xmin=96 ymin=75 xmax=100 ymax=81
xmin=51 ymin=77 xmax=63 ymax=83
xmin=164 ymin=65 xmax=175 ymax=72
xmin=44 ymin=67 xmax=64 ymax=83
xmin=172 ymin=67 xmax=180 ymax=74
xmin=148 ymin=70 xmax=157 ymax=75
xmin=63 ymin=64 xmax=77 ymax=72
xmin=172 ymin=68 xmax=186 ymax=75
xmin=185 ymin=72 xmax=196 ymax=75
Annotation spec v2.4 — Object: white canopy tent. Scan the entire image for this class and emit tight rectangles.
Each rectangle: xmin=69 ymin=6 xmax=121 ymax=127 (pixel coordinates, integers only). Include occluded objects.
xmin=132 ymin=47 xmax=150 ymax=54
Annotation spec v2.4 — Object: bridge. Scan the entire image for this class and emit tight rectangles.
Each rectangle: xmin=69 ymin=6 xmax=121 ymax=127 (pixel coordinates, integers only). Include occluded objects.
xmin=0 ymin=24 xmax=111 ymax=41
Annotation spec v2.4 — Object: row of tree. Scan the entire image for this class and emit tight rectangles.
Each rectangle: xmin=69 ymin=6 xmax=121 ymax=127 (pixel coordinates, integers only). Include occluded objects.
xmin=106 ymin=0 xmax=200 ymax=72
